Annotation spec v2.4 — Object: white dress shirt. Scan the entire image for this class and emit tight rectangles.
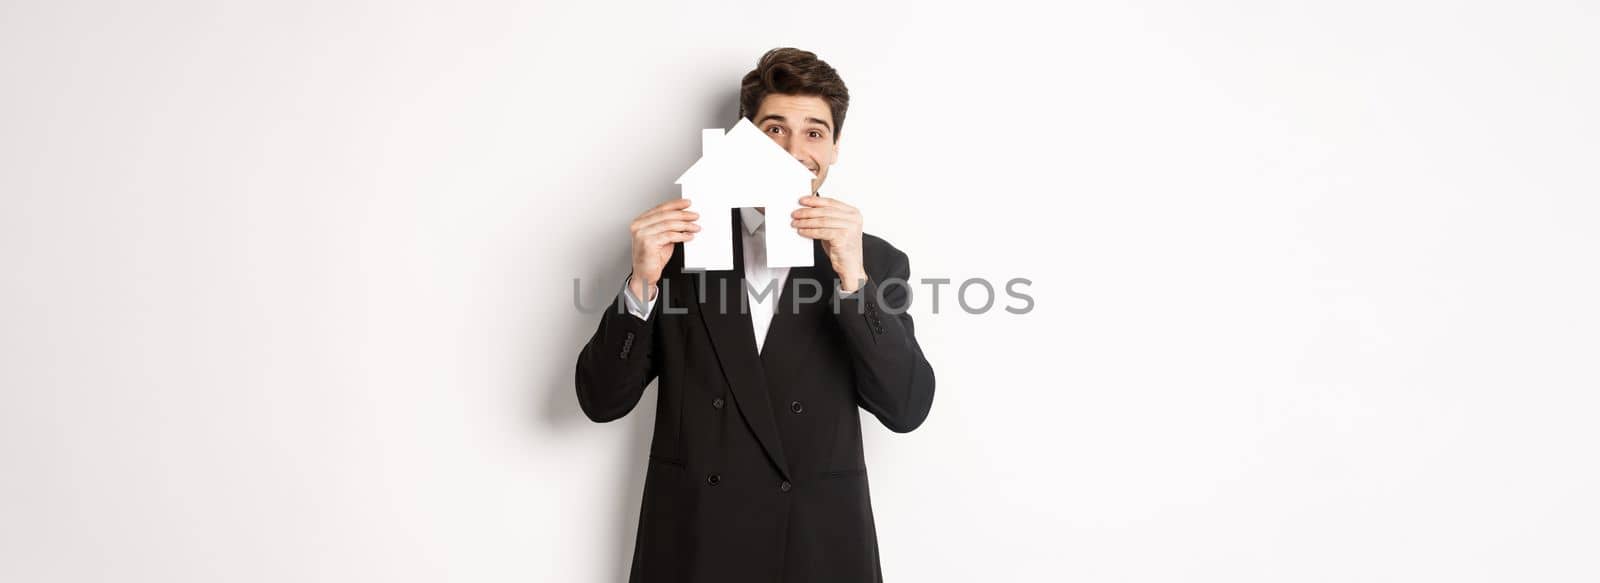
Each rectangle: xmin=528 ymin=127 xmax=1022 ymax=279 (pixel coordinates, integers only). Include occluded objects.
xmin=736 ymin=207 xmax=789 ymax=354
xmin=621 ymin=207 xmax=857 ymax=354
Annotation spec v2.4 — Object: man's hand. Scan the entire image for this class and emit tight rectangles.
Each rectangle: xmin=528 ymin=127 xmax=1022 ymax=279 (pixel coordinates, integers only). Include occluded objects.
xmin=629 ymin=198 xmax=700 ymax=302
xmin=791 ymin=195 xmax=867 ymax=292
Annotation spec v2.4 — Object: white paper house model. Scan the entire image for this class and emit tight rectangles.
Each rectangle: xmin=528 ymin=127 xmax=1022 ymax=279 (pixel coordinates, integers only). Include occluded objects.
xmin=675 ymin=118 xmax=817 ymax=271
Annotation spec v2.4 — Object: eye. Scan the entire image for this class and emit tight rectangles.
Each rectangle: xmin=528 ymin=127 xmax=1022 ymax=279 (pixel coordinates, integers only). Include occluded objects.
xmin=766 ymin=126 xmax=784 ymax=135
xmin=808 ymin=130 xmax=822 ymax=139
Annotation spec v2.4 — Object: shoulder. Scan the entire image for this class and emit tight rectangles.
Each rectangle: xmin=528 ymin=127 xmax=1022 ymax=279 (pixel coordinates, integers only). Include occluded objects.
xmin=862 ymin=232 xmax=912 ymax=278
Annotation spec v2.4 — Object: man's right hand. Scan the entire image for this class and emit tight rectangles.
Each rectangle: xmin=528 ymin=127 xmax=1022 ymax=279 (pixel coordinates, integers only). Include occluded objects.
xmin=628 ymin=198 xmax=700 ymax=302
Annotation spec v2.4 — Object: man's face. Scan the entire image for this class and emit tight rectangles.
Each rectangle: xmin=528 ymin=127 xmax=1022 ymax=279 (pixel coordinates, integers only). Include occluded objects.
xmin=752 ymin=93 xmax=839 ymax=200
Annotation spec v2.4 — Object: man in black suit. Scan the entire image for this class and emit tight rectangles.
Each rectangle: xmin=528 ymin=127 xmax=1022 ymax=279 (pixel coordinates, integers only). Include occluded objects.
xmin=575 ymin=47 xmax=936 ymax=583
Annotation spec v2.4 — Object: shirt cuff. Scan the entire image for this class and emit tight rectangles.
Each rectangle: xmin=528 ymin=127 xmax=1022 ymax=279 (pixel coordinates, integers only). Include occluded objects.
xmin=836 ymin=278 xmax=863 ymax=299
xmin=621 ymin=274 xmax=659 ymax=321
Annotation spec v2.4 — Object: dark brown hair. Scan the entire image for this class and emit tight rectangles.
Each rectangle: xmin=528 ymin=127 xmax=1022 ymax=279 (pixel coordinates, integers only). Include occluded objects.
xmin=738 ymin=48 xmax=850 ymax=142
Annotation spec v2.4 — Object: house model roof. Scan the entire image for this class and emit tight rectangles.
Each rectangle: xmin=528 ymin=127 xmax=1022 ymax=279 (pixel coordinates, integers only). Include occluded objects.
xmin=675 ymin=117 xmax=817 ymax=186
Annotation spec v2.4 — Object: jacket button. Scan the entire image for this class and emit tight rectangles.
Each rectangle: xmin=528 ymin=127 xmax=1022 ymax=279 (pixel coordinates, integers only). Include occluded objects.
xmin=707 ymin=473 xmax=721 ymax=486
xmin=779 ymin=481 xmax=792 ymax=492
xmin=619 ymin=331 xmax=635 ymax=359
xmin=790 ymin=400 xmax=804 ymax=414
xmin=712 ymin=397 xmax=724 ymax=409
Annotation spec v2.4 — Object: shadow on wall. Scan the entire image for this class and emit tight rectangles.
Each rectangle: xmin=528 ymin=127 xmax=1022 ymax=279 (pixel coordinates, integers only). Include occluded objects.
xmin=530 ymin=87 xmax=738 ymax=581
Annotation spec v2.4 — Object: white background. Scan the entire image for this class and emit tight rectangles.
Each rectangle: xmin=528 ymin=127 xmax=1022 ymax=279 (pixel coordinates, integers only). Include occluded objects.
xmin=3 ymin=1 xmax=1597 ymax=581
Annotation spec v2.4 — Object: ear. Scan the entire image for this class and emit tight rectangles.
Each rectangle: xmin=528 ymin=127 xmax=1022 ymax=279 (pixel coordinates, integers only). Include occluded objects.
xmin=829 ymin=139 xmax=841 ymax=165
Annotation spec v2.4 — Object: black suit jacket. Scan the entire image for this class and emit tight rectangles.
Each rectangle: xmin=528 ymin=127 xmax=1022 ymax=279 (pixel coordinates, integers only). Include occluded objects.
xmin=575 ymin=208 xmax=936 ymax=582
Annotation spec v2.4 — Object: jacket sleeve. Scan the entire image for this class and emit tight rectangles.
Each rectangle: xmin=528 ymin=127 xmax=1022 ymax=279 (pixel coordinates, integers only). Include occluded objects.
xmin=832 ymin=249 xmax=936 ymax=433
xmin=574 ymin=273 xmax=661 ymax=422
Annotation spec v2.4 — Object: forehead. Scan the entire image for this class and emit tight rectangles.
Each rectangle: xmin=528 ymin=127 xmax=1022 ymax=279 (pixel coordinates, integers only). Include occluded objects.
xmin=755 ymin=93 xmax=833 ymax=126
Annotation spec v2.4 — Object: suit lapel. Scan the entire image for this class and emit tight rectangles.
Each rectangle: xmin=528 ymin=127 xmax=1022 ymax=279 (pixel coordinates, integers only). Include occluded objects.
xmin=690 ymin=209 xmax=793 ymax=482
xmin=758 ymin=239 xmax=832 ymax=378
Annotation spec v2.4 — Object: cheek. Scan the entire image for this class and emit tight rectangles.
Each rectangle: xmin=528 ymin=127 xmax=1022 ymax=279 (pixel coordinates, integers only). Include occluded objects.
xmin=812 ymin=145 xmax=836 ymax=165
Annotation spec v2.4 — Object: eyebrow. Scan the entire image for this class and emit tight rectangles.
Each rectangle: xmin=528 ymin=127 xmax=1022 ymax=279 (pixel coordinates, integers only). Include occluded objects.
xmin=757 ymin=114 xmax=832 ymax=133
xmin=804 ymin=117 xmax=833 ymax=132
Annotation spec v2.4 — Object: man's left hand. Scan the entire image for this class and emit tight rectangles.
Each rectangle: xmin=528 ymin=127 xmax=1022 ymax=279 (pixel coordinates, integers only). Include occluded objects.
xmin=792 ymin=195 xmax=867 ymax=292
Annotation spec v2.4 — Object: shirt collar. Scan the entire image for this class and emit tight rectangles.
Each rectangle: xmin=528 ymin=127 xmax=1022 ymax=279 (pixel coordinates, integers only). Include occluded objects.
xmin=739 ymin=207 xmax=766 ymax=235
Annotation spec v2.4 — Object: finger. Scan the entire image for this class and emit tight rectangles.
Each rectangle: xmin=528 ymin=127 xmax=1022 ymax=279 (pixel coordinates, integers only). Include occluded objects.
xmin=649 ymin=209 xmax=701 ymax=224
xmin=791 ymin=217 xmax=852 ymax=230
xmin=641 ymin=220 xmax=703 ymax=237
xmin=649 ymin=230 xmax=696 ymax=246
xmin=790 ymin=207 xmax=855 ymax=220
xmin=795 ymin=227 xmax=844 ymax=240
xmin=641 ymin=198 xmax=691 ymax=217
xmin=633 ymin=209 xmax=701 ymax=233
xmin=642 ymin=205 xmax=698 ymax=224
xmin=798 ymin=196 xmax=856 ymax=212
xmin=635 ymin=198 xmax=693 ymax=221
